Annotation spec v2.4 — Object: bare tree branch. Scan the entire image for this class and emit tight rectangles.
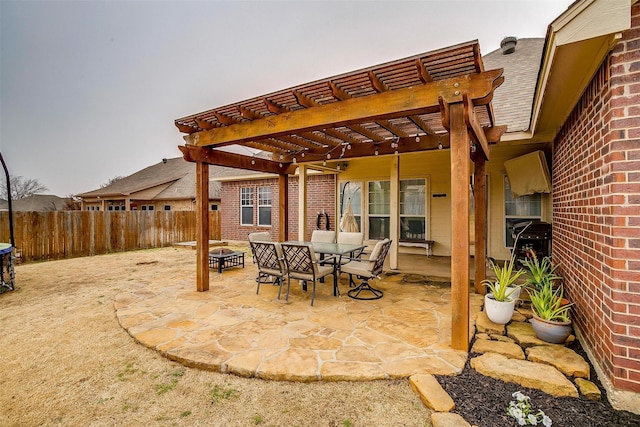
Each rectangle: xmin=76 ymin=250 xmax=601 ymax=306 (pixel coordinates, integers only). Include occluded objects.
xmin=0 ymin=176 xmax=48 ymax=200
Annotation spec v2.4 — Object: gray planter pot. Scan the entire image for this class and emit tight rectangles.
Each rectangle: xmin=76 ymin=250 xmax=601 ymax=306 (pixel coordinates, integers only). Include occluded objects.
xmin=530 ymin=315 xmax=572 ymax=344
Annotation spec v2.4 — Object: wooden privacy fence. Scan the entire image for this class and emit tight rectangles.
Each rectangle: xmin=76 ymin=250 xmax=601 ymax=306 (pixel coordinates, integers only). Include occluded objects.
xmin=0 ymin=211 xmax=221 ymax=263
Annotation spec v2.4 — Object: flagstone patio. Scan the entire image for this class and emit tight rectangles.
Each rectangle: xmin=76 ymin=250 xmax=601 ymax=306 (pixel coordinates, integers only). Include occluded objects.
xmin=115 ymin=257 xmax=484 ymax=381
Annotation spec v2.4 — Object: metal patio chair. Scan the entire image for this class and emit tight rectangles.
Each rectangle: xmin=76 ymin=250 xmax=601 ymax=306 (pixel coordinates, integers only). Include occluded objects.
xmin=341 ymin=238 xmax=392 ymax=300
xmin=250 ymin=241 xmax=286 ymax=298
xmin=281 ymin=242 xmax=336 ymax=306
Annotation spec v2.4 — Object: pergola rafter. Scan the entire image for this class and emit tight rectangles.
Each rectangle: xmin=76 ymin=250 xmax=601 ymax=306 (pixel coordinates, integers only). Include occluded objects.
xmin=174 ymin=40 xmax=506 ymax=351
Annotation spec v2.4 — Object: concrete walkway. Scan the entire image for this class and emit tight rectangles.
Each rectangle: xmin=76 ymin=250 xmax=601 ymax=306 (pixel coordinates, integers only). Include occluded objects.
xmin=115 ymin=259 xmax=483 ymax=381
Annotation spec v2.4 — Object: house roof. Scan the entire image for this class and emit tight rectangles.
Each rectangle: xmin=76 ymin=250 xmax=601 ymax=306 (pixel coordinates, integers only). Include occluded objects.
xmin=483 ymin=38 xmax=545 ymax=133
xmin=12 ymin=194 xmax=71 ymax=212
xmin=175 ymin=40 xmax=505 ymax=173
xmin=77 ymin=157 xmax=243 ymax=200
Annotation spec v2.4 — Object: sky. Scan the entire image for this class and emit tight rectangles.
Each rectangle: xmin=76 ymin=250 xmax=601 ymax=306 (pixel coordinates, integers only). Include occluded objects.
xmin=1 ymin=0 xmax=575 ymax=197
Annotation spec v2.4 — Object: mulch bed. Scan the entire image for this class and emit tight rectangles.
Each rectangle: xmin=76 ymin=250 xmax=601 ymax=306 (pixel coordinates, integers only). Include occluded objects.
xmin=436 ymin=340 xmax=640 ymax=427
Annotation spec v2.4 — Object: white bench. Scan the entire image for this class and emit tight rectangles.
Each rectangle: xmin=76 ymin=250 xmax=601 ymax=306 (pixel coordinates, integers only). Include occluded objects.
xmin=399 ymin=239 xmax=435 ymax=257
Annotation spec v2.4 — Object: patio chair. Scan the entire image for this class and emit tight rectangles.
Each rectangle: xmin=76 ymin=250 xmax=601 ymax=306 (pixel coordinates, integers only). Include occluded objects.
xmin=341 ymin=238 xmax=392 ymax=300
xmin=310 ymin=230 xmax=336 ymax=243
xmin=281 ymin=242 xmax=336 ymax=306
xmin=250 ymin=241 xmax=286 ymax=298
xmin=248 ymin=232 xmax=271 ymax=264
xmin=337 ymin=231 xmax=364 ymax=263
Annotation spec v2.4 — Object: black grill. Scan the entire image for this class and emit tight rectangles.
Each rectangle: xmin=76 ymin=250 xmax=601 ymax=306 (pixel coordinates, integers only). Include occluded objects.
xmin=513 ymin=221 xmax=552 ymax=262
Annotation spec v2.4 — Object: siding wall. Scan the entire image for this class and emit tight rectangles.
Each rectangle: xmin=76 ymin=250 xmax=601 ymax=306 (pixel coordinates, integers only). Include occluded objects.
xmin=553 ymin=4 xmax=640 ymax=394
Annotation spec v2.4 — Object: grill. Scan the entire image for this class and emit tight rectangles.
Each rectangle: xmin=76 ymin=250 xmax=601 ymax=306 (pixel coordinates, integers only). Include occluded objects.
xmin=512 ymin=221 xmax=552 ymax=263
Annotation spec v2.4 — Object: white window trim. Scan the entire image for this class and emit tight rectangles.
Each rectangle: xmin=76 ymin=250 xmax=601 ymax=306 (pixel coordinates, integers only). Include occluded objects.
xmin=240 ymin=187 xmax=254 ymax=226
xmin=257 ymin=186 xmax=272 ymax=227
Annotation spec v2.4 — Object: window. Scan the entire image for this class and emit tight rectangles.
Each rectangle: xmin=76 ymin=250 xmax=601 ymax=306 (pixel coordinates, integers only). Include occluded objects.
xmin=400 ymin=179 xmax=426 ymax=240
xmin=368 ymin=181 xmax=390 ymax=240
xmin=148 ymin=205 xmax=154 ymax=211
xmin=164 ymin=205 xmax=171 ymax=211
xmin=210 ymin=204 xmax=219 ymax=211
xmin=141 ymin=205 xmax=147 ymax=211
xmin=241 ymin=188 xmax=253 ymax=225
xmin=258 ymin=187 xmax=271 ymax=226
xmin=504 ymin=176 xmax=541 ymax=247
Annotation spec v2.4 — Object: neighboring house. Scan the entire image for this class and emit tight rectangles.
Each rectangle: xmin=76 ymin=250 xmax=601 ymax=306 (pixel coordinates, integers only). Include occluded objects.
xmin=216 ymin=170 xmax=335 ymax=241
xmin=77 ymin=157 xmax=232 ymax=211
xmin=177 ymin=0 xmax=639 ymax=412
xmin=12 ymin=194 xmax=73 ymax=212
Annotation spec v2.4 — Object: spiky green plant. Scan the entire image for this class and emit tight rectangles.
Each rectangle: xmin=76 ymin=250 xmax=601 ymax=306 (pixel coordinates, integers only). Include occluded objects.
xmin=521 ymin=252 xmax=561 ymax=291
xmin=530 ymin=280 xmax=572 ymax=322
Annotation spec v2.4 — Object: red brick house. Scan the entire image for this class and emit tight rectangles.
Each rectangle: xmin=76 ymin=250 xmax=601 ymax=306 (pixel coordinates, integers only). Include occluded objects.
xmin=545 ymin=0 xmax=640 ymax=412
xmin=176 ymin=0 xmax=639 ymax=412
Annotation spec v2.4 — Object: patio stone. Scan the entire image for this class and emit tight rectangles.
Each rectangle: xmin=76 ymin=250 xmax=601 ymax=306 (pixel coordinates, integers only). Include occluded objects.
xmin=526 ymin=345 xmax=590 ymax=379
xmin=226 ymin=350 xmax=263 ymax=377
xmin=471 ymin=338 xmax=525 ymax=359
xmin=470 ymin=353 xmax=578 ymax=397
xmin=321 ymin=361 xmax=387 ymax=381
xmin=134 ymin=327 xmax=177 ymax=347
xmin=256 ymin=348 xmax=319 ymax=382
xmin=383 ymin=354 xmax=464 ymax=378
xmin=373 ymin=342 xmax=425 ymax=360
xmin=506 ymin=321 xmax=549 ymax=348
xmin=336 ymin=346 xmax=382 ymax=363
xmin=115 ymin=263 xmax=484 ymax=382
xmin=290 ymin=336 xmax=342 ymax=351
xmin=489 ymin=334 xmax=515 ymax=343
xmin=430 ymin=412 xmax=472 ymax=427
xmin=575 ymin=378 xmax=601 ymax=400
xmin=410 ymin=373 xmax=455 ymax=412
xmin=475 ymin=310 xmax=506 ymax=335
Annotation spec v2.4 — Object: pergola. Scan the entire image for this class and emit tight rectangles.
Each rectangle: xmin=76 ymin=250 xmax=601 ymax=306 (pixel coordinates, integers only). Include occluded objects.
xmin=175 ymin=40 xmax=505 ymax=351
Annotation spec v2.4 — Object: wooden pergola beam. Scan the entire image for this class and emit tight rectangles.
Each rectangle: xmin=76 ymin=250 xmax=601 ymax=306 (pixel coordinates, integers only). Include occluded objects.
xmin=464 ymin=93 xmax=491 ymax=161
xmin=179 ymin=145 xmax=297 ymax=175
xmin=184 ymin=70 xmax=503 ymax=147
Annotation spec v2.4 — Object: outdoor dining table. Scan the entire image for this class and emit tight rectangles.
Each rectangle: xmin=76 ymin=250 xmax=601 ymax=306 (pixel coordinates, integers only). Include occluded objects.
xmin=284 ymin=241 xmax=366 ymax=295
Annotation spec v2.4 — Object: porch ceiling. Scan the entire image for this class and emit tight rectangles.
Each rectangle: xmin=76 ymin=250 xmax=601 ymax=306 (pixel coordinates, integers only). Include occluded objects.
xmin=175 ymin=40 xmax=505 ymax=173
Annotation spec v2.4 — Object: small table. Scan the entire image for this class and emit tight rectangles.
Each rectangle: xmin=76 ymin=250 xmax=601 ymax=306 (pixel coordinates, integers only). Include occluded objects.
xmin=208 ymin=248 xmax=245 ymax=273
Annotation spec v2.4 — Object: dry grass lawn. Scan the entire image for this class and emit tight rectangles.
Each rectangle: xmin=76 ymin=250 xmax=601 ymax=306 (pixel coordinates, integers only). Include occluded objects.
xmin=0 ymin=247 xmax=432 ymax=426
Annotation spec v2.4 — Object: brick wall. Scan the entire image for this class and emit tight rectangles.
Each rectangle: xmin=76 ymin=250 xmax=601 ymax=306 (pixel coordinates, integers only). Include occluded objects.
xmin=220 ymin=174 xmax=336 ymax=241
xmin=553 ymin=4 xmax=640 ymax=394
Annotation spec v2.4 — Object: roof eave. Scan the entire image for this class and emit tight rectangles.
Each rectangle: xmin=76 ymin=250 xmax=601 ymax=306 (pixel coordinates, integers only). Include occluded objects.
xmin=530 ymin=0 xmax=631 ymax=139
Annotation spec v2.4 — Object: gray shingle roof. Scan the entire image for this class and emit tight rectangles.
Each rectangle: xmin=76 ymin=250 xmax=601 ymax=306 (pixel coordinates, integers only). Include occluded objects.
xmin=483 ymin=38 xmax=545 ymax=133
xmin=77 ymin=157 xmax=242 ymax=200
xmin=12 ymin=194 xmax=71 ymax=211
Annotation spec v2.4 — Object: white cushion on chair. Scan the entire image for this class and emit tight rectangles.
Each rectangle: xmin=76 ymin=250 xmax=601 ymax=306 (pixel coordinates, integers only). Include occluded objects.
xmin=368 ymin=238 xmax=389 ymax=261
xmin=340 ymin=260 xmax=372 ymax=278
xmin=311 ymin=230 xmax=336 ymax=243
xmin=337 ymin=232 xmax=363 ymax=245
xmin=248 ymin=232 xmax=271 ymax=242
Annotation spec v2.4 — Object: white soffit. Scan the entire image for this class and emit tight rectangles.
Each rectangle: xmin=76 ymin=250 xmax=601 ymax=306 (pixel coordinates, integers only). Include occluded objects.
xmin=531 ymin=0 xmax=631 ymax=140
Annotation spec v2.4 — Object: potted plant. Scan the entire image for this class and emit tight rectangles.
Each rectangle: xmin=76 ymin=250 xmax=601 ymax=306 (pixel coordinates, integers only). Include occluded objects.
xmin=482 ymin=256 xmax=526 ymax=324
xmin=529 ymin=279 xmax=573 ymax=343
xmin=521 ymin=251 xmax=560 ymax=288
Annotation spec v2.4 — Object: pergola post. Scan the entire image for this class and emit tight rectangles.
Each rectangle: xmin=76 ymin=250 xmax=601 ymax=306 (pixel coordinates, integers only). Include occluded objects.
xmin=278 ymin=173 xmax=289 ymax=242
xmin=449 ymin=102 xmax=470 ymax=351
xmin=389 ymin=155 xmax=399 ymax=270
xmin=473 ymin=157 xmax=487 ymax=294
xmin=298 ymin=164 xmax=307 ymax=241
xmin=195 ymin=160 xmax=209 ymax=292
